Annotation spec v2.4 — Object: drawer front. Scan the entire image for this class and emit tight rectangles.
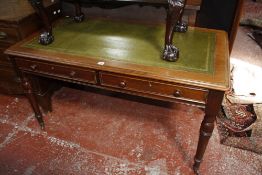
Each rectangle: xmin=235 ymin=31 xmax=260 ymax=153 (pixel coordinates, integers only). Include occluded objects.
xmin=15 ymin=59 xmax=97 ymax=84
xmin=0 ymin=27 xmax=19 ymax=43
xmin=100 ymin=72 xmax=208 ymax=103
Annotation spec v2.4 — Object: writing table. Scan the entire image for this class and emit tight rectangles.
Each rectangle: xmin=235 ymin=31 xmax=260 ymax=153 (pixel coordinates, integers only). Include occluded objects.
xmin=5 ymin=18 xmax=229 ymax=174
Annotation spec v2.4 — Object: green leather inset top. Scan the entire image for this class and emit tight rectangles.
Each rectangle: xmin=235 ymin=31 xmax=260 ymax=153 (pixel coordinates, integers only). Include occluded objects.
xmin=24 ymin=18 xmax=216 ymax=74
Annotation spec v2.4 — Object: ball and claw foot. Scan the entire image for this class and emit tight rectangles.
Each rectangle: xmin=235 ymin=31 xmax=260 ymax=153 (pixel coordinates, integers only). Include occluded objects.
xmin=39 ymin=32 xmax=54 ymax=45
xmin=73 ymin=13 xmax=85 ymax=23
xmin=163 ymin=44 xmax=179 ymax=61
xmin=175 ymin=21 xmax=188 ymax=33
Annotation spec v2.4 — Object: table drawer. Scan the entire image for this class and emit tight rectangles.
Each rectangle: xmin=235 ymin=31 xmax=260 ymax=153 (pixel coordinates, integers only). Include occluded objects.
xmin=16 ymin=59 xmax=97 ymax=84
xmin=100 ymin=72 xmax=208 ymax=103
xmin=0 ymin=27 xmax=19 ymax=43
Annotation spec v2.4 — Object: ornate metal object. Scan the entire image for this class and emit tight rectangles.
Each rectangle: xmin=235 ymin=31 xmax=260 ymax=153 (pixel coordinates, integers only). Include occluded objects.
xmin=73 ymin=13 xmax=85 ymax=22
xmin=39 ymin=31 xmax=54 ymax=45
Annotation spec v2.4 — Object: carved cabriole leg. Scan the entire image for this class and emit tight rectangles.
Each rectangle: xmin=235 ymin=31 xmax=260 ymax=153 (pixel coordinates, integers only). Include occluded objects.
xmin=28 ymin=0 xmax=54 ymax=45
xmin=73 ymin=1 xmax=85 ymax=22
xmin=21 ymin=73 xmax=45 ymax=130
xmin=193 ymin=90 xmax=224 ymax=174
xmin=163 ymin=0 xmax=187 ymax=61
xmin=175 ymin=0 xmax=188 ymax=32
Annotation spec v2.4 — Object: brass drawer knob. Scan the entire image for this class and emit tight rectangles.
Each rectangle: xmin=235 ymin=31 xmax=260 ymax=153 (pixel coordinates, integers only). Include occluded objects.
xmin=70 ymin=71 xmax=76 ymax=77
xmin=173 ymin=90 xmax=181 ymax=97
xmin=119 ymin=81 xmax=126 ymax=88
xmin=30 ymin=64 xmax=38 ymax=70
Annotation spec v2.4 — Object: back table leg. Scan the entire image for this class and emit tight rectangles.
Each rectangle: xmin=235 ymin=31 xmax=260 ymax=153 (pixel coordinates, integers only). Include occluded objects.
xmin=193 ymin=90 xmax=224 ymax=174
xmin=175 ymin=0 xmax=188 ymax=32
xmin=163 ymin=0 xmax=187 ymax=62
xmin=28 ymin=0 xmax=54 ymax=45
xmin=73 ymin=1 xmax=85 ymax=22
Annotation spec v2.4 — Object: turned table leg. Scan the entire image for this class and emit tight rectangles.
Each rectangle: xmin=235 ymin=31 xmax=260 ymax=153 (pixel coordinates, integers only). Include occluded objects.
xmin=73 ymin=1 xmax=85 ymax=22
xmin=163 ymin=0 xmax=187 ymax=61
xmin=193 ymin=90 xmax=224 ymax=174
xmin=21 ymin=73 xmax=45 ymax=130
xmin=28 ymin=0 xmax=54 ymax=45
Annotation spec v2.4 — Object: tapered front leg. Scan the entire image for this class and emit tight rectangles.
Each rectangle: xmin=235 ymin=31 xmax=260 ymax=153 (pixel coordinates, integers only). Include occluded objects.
xmin=193 ymin=90 xmax=224 ymax=174
xmin=21 ymin=73 xmax=45 ymax=130
xmin=73 ymin=1 xmax=84 ymax=22
xmin=163 ymin=0 xmax=187 ymax=61
xmin=28 ymin=0 xmax=54 ymax=45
